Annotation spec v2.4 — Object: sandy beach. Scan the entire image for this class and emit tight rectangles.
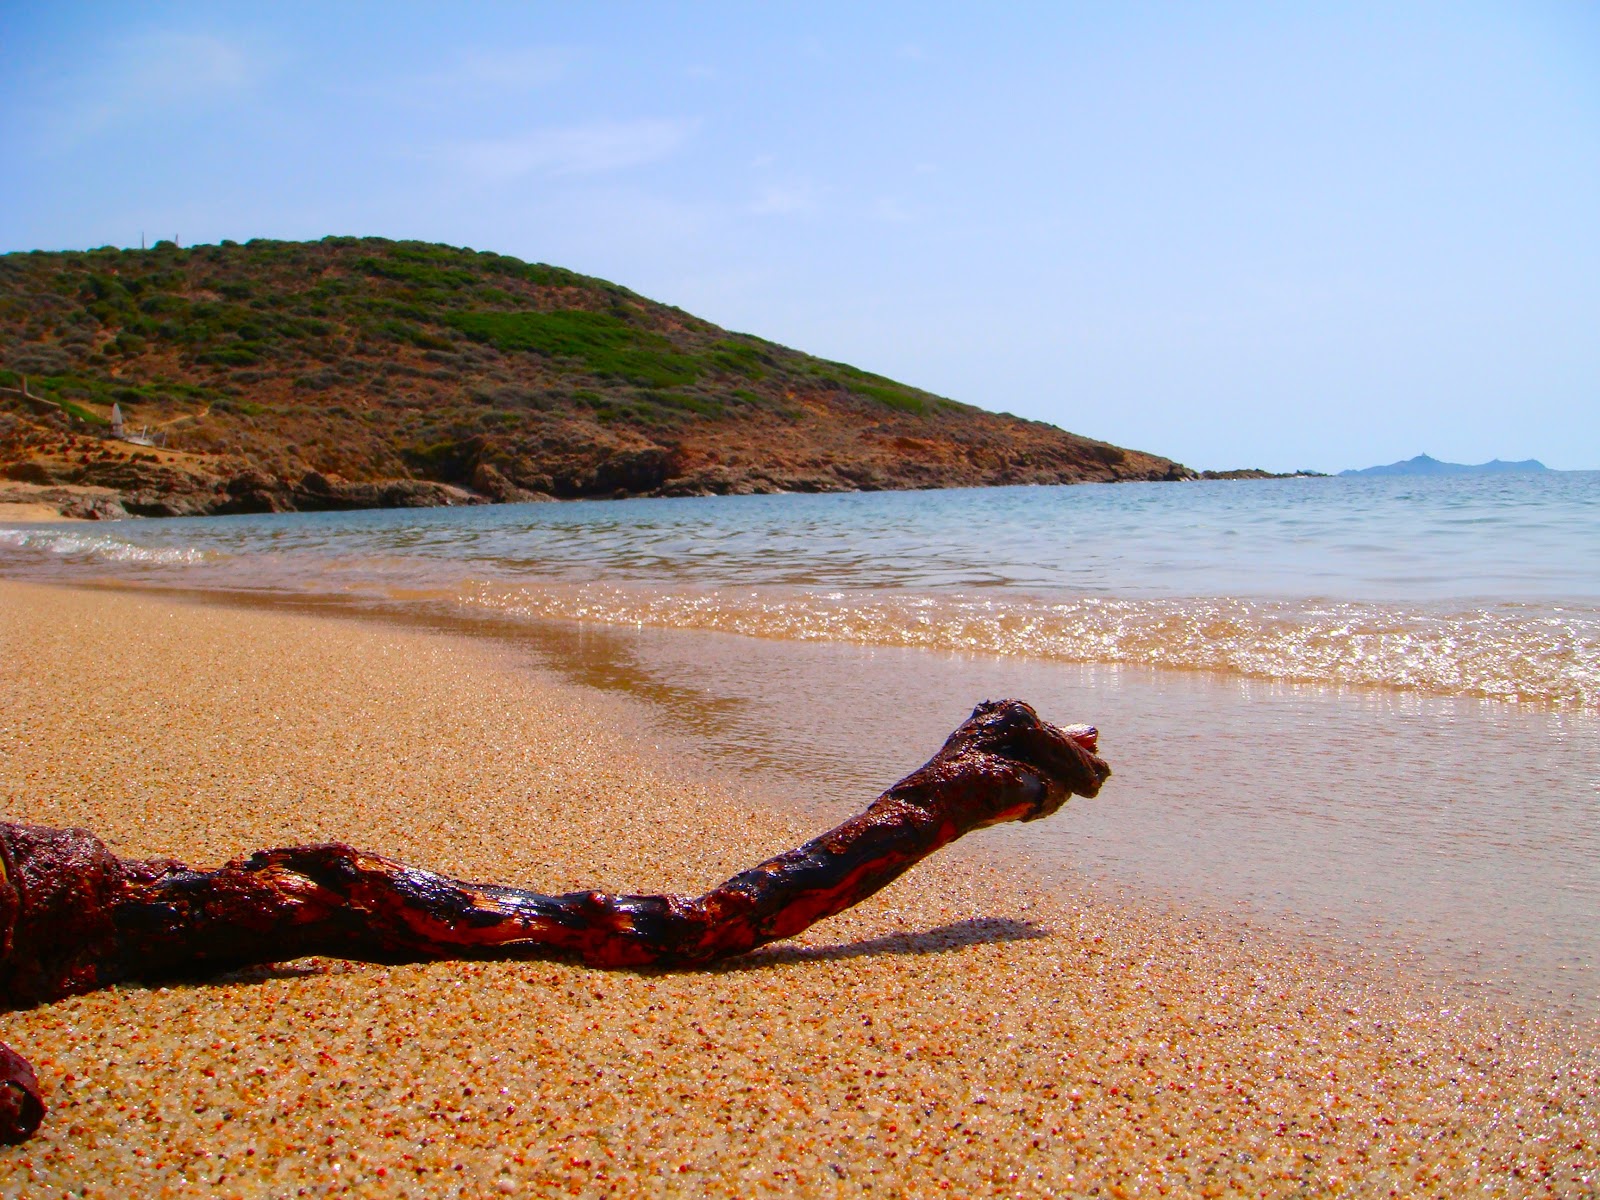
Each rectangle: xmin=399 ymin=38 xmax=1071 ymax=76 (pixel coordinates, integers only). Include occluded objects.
xmin=0 ymin=504 xmax=76 ymax=524
xmin=0 ymin=581 xmax=1594 ymax=1197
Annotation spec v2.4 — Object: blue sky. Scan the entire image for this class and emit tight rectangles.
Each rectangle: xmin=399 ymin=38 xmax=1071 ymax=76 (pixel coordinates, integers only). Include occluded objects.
xmin=2 ymin=3 xmax=1596 ymax=471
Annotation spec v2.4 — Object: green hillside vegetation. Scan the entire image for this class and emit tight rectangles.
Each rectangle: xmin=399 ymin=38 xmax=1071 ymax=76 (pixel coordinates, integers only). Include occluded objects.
xmin=0 ymin=237 xmax=1186 ymax=513
xmin=1 ymin=237 xmax=944 ymax=433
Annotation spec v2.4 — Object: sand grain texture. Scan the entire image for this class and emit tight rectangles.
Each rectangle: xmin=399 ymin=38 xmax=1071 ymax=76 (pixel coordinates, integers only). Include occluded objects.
xmin=0 ymin=504 xmax=76 ymax=524
xmin=0 ymin=582 xmax=1594 ymax=1197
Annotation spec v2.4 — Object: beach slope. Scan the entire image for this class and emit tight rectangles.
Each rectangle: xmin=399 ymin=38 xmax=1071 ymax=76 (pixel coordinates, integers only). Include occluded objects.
xmin=0 ymin=583 xmax=1592 ymax=1196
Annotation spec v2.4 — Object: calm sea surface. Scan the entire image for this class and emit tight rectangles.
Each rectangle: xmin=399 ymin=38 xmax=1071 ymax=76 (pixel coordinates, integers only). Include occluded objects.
xmin=4 ymin=474 xmax=1598 ymax=1019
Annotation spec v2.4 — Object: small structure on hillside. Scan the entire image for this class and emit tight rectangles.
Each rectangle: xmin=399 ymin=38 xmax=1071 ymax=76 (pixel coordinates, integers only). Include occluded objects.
xmin=109 ymin=402 xmax=156 ymax=447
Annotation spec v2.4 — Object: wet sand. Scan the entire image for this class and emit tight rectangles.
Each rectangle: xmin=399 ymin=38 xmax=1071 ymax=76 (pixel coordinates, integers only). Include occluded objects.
xmin=0 ymin=581 xmax=1594 ymax=1196
xmin=496 ymin=618 xmax=1600 ymax=1023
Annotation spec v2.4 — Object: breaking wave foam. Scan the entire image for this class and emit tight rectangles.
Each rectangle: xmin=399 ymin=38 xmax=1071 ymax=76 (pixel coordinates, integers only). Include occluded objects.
xmin=0 ymin=526 xmax=210 ymax=566
xmin=461 ymin=582 xmax=1600 ymax=708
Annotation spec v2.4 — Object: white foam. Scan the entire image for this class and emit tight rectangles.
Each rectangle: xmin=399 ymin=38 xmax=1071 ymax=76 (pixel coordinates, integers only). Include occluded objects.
xmin=0 ymin=526 xmax=210 ymax=566
xmin=460 ymin=582 xmax=1600 ymax=708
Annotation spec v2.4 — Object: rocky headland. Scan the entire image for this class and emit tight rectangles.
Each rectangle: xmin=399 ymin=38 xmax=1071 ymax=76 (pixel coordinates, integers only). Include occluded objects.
xmin=0 ymin=238 xmax=1190 ymax=519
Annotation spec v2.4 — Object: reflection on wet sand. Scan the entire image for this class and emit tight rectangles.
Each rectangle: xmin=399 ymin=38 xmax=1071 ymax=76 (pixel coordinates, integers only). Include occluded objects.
xmin=90 ymin=581 xmax=1600 ymax=1026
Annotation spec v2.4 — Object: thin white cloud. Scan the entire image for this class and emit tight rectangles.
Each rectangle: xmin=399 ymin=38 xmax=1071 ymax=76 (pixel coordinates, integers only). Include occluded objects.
xmin=432 ymin=47 xmax=569 ymax=92
xmin=335 ymin=45 xmax=568 ymax=111
xmin=751 ymin=182 xmax=821 ymax=215
xmin=137 ymin=31 xmax=254 ymax=94
xmin=874 ymin=196 xmax=914 ymax=223
xmin=48 ymin=31 xmax=260 ymax=144
xmin=445 ymin=119 xmax=696 ymax=182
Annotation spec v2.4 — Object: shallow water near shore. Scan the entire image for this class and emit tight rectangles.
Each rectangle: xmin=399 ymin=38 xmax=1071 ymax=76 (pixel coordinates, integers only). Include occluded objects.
xmin=65 ymin=578 xmax=1600 ymax=1029
xmin=4 ymin=473 xmax=1598 ymax=706
xmin=431 ymin=609 xmax=1600 ymax=1027
xmin=3 ymin=473 xmax=1597 ymax=1024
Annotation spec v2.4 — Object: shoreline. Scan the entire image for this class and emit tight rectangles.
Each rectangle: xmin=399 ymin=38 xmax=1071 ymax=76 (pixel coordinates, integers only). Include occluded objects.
xmin=4 ymin=473 xmax=1596 ymax=717
xmin=0 ymin=502 xmax=85 ymax=524
xmin=0 ymin=580 xmax=1594 ymax=1194
xmin=0 ymin=463 xmax=1195 ymax=523
xmin=117 ymin=575 xmax=1596 ymax=1024
xmin=12 ymin=575 xmax=1600 ymax=1022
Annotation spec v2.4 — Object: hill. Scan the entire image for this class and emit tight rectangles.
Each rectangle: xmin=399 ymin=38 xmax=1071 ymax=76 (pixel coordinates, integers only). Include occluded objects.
xmin=1339 ymin=454 xmax=1549 ymax=478
xmin=0 ymin=238 xmax=1189 ymax=518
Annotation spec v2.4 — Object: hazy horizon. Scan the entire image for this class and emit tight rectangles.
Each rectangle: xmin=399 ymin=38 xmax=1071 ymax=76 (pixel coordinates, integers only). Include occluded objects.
xmin=2 ymin=2 xmax=1595 ymax=472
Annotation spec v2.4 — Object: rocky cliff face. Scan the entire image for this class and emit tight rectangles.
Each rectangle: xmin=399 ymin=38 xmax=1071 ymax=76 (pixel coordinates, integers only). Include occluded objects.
xmin=0 ymin=434 xmax=486 ymax=519
xmin=0 ymin=238 xmax=1191 ymax=517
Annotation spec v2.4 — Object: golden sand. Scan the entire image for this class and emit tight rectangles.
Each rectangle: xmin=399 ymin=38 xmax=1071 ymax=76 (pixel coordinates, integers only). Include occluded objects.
xmin=0 ymin=504 xmax=76 ymax=524
xmin=0 ymin=581 xmax=1593 ymax=1197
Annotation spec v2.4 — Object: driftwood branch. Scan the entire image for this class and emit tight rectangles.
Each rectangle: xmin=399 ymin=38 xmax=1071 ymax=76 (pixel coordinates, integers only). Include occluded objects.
xmin=0 ymin=699 xmax=1109 ymax=1143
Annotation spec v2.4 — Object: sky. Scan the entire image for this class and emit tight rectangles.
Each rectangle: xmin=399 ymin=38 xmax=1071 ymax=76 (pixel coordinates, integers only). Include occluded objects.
xmin=1 ymin=2 xmax=1596 ymax=472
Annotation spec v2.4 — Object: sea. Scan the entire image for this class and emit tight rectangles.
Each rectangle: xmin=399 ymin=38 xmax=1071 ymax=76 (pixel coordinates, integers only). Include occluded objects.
xmin=3 ymin=472 xmax=1597 ymax=1022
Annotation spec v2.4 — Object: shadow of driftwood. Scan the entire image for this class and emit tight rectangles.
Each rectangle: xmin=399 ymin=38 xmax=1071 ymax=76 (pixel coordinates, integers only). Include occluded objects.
xmin=710 ymin=915 xmax=1052 ymax=973
xmin=138 ymin=916 xmax=1052 ymax=996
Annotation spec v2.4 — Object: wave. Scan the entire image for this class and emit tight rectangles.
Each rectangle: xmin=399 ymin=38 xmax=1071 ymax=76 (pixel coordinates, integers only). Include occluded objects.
xmin=460 ymin=582 xmax=1600 ymax=709
xmin=4 ymin=514 xmax=1596 ymax=708
xmin=0 ymin=526 xmax=211 ymax=566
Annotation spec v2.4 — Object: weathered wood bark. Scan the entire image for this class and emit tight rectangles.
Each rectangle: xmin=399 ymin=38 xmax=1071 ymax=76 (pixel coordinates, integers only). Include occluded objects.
xmin=0 ymin=699 xmax=1109 ymax=1143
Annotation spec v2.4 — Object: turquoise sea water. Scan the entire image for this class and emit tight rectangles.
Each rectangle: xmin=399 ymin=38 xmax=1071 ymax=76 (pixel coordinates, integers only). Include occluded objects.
xmin=3 ymin=473 xmax=1598 ymax=706
xmin=3 ymin=473 xmax=1598 ymax=1019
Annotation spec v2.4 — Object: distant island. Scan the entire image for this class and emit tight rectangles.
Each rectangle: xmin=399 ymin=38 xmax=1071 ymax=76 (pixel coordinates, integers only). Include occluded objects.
xmin=1339 ymin=454 xmax=1550 ymax=478
xmin=0 ymin=237 xmax=1190 ymax=519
